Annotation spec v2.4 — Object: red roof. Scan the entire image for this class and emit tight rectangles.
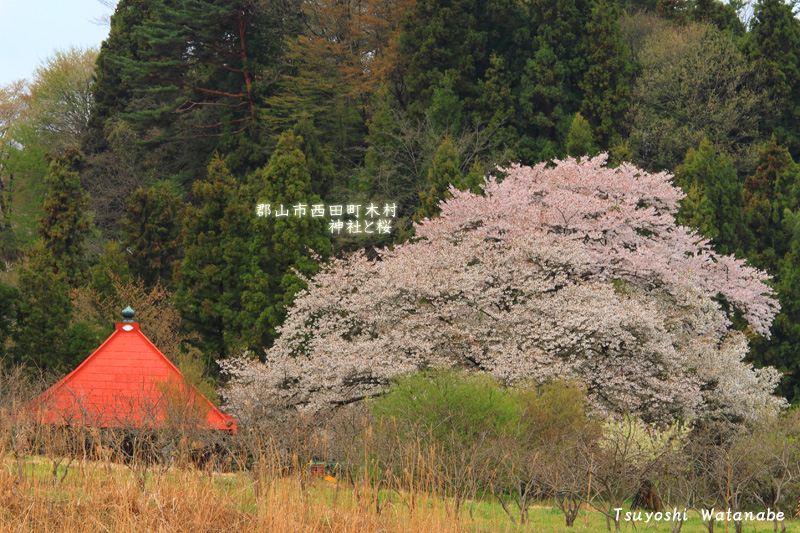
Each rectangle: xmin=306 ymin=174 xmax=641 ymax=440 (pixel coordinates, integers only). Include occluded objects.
xmin=36 ymin=322 xmax=236 ymax=433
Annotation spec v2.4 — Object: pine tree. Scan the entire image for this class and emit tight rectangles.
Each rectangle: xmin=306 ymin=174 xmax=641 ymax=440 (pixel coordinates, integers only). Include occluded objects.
xmin=114 ymin=0 xmax=264 ymax=142
xmin=579 ymin=0 xmax=632 ymax=147
xmin=84 ymin=0 xmax=156 ymax=152
xmin=120 ymin=183 xmax=185 ymax=287
xmin=87 ymin=0 xmax=300 ymax=186
xmin=675 ymin=138 xmax=749 ymax=257
xmin=84 ymin=0 xmax=302 ymax=192
xmin=747 ymin=0 xmax=800 ymax=159
xmin=175 ymin=155 xmax=250 ymax=366
xmin=565 ymin=113 xmax=598 ymax=159
xmin=415 ymin=138 xmax=464 ymax=222
xmin=37 ymin=150 xmax=90 ymax=287
xmin=241 ymin=131 xmax=331 ymax=351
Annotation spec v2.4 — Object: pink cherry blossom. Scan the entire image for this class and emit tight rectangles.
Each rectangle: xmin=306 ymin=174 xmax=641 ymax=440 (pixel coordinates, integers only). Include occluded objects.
xmin=221 ymin=155 xmax=784 ymax=424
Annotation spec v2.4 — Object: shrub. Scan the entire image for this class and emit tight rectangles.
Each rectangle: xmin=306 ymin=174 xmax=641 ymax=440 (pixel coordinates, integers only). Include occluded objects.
xmin=369 ymin=369 xmax=521 ymax=516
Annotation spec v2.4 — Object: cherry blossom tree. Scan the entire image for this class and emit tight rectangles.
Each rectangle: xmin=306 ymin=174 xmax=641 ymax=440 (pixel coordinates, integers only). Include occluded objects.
xmin=221 ymin=154 xmax=784 ymax=425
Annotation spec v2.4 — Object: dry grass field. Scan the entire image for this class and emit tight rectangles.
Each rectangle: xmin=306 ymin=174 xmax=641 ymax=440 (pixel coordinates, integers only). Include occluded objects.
xmin=2 ymin=452 xmax=798 ymax=533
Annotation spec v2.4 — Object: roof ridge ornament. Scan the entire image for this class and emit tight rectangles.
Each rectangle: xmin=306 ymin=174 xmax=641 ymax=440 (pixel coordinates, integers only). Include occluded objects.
xmin=121 ymin=306 xmax=135 ymax=323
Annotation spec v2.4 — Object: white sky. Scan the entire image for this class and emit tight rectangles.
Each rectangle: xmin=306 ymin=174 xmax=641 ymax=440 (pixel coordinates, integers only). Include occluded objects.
xmin=0 ymin=0 xmax=113 ymax=87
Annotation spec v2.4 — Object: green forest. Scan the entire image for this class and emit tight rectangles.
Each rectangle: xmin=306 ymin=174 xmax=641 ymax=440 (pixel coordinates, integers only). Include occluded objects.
xmin=2 ymin=0 xmax=800 ymax=406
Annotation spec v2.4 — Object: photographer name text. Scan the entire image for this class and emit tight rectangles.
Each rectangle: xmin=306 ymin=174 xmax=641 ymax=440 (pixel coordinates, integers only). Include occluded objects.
xmin=613 ymin=507 xmax=785 ymax=524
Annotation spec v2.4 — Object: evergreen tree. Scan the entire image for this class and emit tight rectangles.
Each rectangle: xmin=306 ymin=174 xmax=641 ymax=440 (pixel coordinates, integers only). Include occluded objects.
xmin=656 ymin=0 xmax=690 ymax=23
xmin=37 ymin=150 xmax=90 ymax=287
xmin=0 ymin=281 xmax=18 ymax=361
xmin=84 ymin=0 xmax=156 ymax=152
xmin=0 ymin=224 xmax=18 ymax=264
xmin=608 ymin=138 xmax=633 ymax=167
xmin=359 ymin=89 xmax=508 ymax=234
xmin=90 ymin=240 xmax=133 ymax=303
xmin=399 ymin=0 xmax=523 ymax=116
xmin=120 ymin=183 xmax=185 ymax=287
xmin=241 ymin=131 xmax=331 ymax=351
xmin=175 ymin=155 xmax=250 ymax=366
xmin=579 ymin=0 xmax=632 ymax=147
xmin=415 ymin=138 xmax=464 ymax=222
xmin=692 ymin=0 xmax=745 ymax=35
xmin=476 ymin=53 xmax=516 ymax=145
xmin=746 ymin=0 xmax=800 ymax=159
xmin=14 ymin=243 xmax=75 ymax=372
xmin=464 ymin=159 xmax=486 ymax=194
xmin=750 ymin=208 xmax=800 ymax=401
xmin=11 ymin=150 xmax=96 ymax=372
xmin=743 ymin=138 xmax=800 ymax=272
xmin=426 ymin=74 xmax=465 ymax=136
xmin=260 ymin=8 xmax=365 ymax=172
xmin=677 ymin=181 xmax=716 ymax=237
xmin=292 ymin=116 xmax=336 ymax=199
xmin=517 ymin=0 xmax=590 ymax=161
xmin=115 ymin=0 xmax=263 ymax=141
xmin=742 ymin=141 xmax=800 ymax=403
xmin=618 ymin=0 xmax=659 ymax=12
xmin=88 ymin=0 xmax=297 ymax=184
xmin=517 ymin=45 xmax=570 ymax=162
xmin=565 ymin=113 xmax=598 ymax=159
xmin=674 ymin=138 xmax=749 ymax=256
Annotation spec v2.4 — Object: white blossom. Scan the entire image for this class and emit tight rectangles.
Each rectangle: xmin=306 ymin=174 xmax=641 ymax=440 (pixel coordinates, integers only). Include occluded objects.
xmin=221 ymin=156 xmax=785 ymax=425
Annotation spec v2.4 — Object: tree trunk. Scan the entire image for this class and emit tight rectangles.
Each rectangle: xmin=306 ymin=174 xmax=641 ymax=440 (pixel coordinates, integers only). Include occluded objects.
xmin=516 ymin=496 xmax=528 ymax=525
xmin=496 ymin=495 xmax=516 ymax=524
xmin=560 ymin=499 xmax=581 ymax=528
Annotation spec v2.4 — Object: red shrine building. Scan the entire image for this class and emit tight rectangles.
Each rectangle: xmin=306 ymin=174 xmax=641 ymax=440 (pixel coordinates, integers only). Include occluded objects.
xmin=35 ymin=307 xmax=236 ymax=433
